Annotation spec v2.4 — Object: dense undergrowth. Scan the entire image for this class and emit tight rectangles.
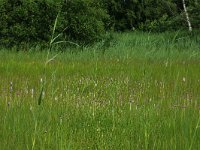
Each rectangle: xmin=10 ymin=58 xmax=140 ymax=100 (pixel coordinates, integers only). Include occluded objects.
xmin=0 ymin=0 xmax=199 ymax=47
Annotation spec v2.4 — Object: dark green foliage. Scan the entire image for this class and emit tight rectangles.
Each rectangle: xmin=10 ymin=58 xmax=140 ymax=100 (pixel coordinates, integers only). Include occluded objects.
xmin=0 ymin=0 xmax=57 ymax=46
xmin=101 ymin=0 xmax=179 ymax=32
xmin=0 ymin=0 xmax=108 ymax=46
xmin=101 ymin=0 xmax=199 ymax=32
xmin=58 ymin=0 xmax=109 ymax=44
xmin=166 ymin=0 xmax=200 ymax=31
xmin=188 ymin=1 xmax=200 ymax=28
xmin=0 ymin=0 xmax=199 ymax=47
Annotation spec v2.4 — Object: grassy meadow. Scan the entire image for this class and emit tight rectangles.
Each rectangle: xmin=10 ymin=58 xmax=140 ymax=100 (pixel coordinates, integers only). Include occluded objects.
xmin=0 ymin=32 xmax=200 ymax=149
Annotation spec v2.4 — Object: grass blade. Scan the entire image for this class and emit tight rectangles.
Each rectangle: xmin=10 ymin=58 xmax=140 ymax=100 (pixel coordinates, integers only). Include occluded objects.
xmin=38 ymin=85 xmax=44 ymax=105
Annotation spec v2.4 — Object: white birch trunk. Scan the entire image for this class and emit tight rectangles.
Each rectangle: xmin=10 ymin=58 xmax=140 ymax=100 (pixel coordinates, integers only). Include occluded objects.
xmin=182 ymin=0 xmax=192 ymax=32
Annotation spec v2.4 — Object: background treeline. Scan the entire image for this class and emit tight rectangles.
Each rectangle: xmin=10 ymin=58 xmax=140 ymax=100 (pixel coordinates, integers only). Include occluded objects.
xmin=0 ymin=0 xmax=199 ymax=46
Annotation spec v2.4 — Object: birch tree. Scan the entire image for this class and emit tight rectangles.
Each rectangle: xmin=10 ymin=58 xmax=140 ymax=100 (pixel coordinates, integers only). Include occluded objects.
xmin=182 ymin=0 xmax=192 ymax=31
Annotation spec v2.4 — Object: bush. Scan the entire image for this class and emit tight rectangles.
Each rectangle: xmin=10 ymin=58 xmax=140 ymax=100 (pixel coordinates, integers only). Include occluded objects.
xmin=101 ymin=0 xmax=179 ymax=32
xmin=189 ymin=1 xmax=200 ymax=29
xmin=0 ymin=0 xmax=56 ymax=46
xmin=0 ymin=0 xmax=199 ymax=48
xmin=58 ymin=0 xmax=109 ymax=44
xmin=0 ymin=0 xmax=109 ymax=47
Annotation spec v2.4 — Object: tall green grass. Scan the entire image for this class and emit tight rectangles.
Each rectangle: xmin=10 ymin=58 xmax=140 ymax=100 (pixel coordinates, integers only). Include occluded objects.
xmin=0 ymin=32 xmax=200 ymax=149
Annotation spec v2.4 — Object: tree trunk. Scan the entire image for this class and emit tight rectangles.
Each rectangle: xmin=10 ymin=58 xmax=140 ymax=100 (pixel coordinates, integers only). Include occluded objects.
xmin=182 ymin=0 xmax=192 ymax=32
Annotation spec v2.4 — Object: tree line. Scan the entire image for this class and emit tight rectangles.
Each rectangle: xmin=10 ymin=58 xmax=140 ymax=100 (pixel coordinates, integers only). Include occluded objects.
xmin=0 ymin=0 xmax=199 ymax=47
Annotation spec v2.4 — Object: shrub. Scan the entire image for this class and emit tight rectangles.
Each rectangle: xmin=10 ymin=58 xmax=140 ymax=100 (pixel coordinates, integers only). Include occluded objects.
xmin=189 ymin=1 xmax=200 ymax=29
xmin=0 ymin=0 xmax=56 ymax=46
xmin=101 ymin=0 xmax=179 ymax=32
xmin=0 ymin=0 xmax=109 ymax=47
xmin=58 ymin=0 xmax=109 ymax=44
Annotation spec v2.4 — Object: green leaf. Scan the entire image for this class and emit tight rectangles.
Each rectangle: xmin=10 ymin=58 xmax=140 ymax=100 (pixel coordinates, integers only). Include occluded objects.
xmin=38 ymin=86 xmax=44 ymax=106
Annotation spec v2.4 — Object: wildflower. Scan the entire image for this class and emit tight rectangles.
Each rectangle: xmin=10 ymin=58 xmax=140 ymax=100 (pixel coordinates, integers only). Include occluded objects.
xmin=165 ymin=61 xmax=168 ymax=67
xmin=42 ymin=91 xmax=45 ymax=97
xmin=7 ymin=101 xmax=10 ymax=107
xmin=25 ymin=88 xmax=29 ymax=94
xmin=55 ymin=96 xmax=58 ymax=101
xmin=97 ymin=128 xmax=101 ymax=132
xmin=31 ymin=88 xmax=34 ymax=98
xmin=129 ymin=103 xmax=132 ymax=111
xmin=94 ymin=83 xmax=98 ymax=87
xmin=60 ymin=116 xmax=63 ymax=125
xmin=30 ymin=105 xmax=33 ymax=111
xmin=10 ymin=82 xmax=13 ymax=93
